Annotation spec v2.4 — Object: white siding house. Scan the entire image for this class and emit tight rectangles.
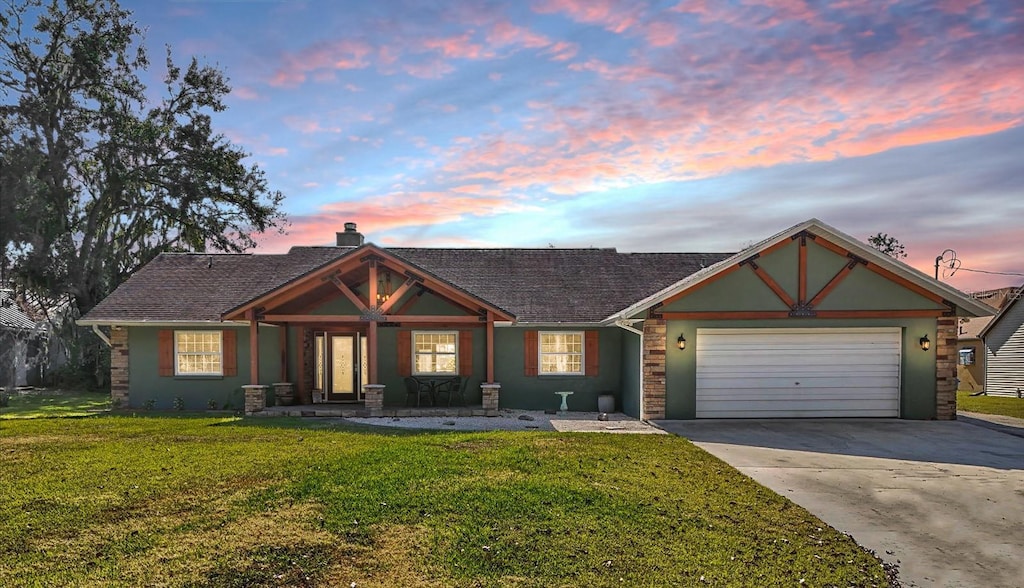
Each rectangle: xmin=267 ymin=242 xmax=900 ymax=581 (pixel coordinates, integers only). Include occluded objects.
xmin=981 ymin=289 xmax=1024 ymax=398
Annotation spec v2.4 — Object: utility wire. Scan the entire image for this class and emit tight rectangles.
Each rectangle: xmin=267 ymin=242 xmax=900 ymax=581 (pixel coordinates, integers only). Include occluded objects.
xmin=956 ymin=267 xmax=1024 ymax=277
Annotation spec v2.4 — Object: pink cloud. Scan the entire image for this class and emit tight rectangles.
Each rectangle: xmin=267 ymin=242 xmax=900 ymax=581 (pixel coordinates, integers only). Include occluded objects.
xmin=231 ymin=86 xmax=260 ymax=100
xmin=487 ymin=20 xmax=551 ymax=49
xmin=269 ymin=39 xmax=373 ymax=87
xmin=534 ymin=0 xmax=642 ymax=34
xmin=422 ymin=32 xmax=491 ymax=59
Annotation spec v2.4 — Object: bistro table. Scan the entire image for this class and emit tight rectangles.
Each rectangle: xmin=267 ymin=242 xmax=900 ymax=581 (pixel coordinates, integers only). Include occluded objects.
xmin=414 ymin=376 xmax=460 ymax=406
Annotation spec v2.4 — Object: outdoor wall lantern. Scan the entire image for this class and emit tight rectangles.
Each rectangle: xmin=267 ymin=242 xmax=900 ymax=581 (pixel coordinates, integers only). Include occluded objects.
xmin=677 ymin=334 xmax=687 ymax=350
xmin=919 ymin=335 xmax=930 ymax=351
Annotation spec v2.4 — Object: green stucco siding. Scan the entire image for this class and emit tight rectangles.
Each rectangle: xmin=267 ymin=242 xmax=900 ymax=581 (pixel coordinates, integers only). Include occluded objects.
xmin=756 ymin=239 xmax=799 ymax=301
xmin=815 ymin=266 xmax=945 ymax=310
xmin=127 ymin=325 xmax=282 ymax=410
xmin=375 ymin=327 xmax=487 ymax=406
xmin=493 ymin=327 xmax=623 ymax=411
xmin=664 ymin=318 xmax=937 ymax=419
xmin=620 ymin=329 xmax=641 ymax=417
xmin=661 ymin=267 xmax=790 ymax=312
xmin=805 ymin=238 xmax=852 ymax=295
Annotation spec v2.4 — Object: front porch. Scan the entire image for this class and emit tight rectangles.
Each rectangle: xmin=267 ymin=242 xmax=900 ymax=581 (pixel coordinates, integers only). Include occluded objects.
xmin=257 ymin=404 xmax=496 ymax=418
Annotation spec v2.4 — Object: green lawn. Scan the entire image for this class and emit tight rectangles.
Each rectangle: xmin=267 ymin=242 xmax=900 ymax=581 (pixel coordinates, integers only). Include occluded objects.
xmin=958 ymin=391 xmax=1024 ymax=419
xmin=0 ymin=415 xmax=895 ymax=587
xmin=0 ymin=389 xmax=111 ymax=419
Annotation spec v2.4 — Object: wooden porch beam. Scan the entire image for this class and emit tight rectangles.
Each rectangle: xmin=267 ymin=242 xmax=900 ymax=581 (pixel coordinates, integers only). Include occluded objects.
xmin=279 ymin=324 xmax=288 ymax=382
xmin=225 ymin=254 xmax=367 ymax=320
xmin=388 ymin=314 xmax=483 ymax=323
xmin=368 ymin=260 xmax=378 ymax=309
xmin=329 ymin=274 xmax=369 ymax=312
xmin=808 ymin=261 xmax=857 ymax=308
xmin=368 ymin=320 xmax=378 ymax=384
xmin=660 ymin=311 xmax=791 ymax=320
xmin=798 ymin=235 xmax=807 ymax=304
xmin=486 ymin=311 xmax=495 ymax=382
xmin=815 ymin=309 xmax=947 ymax=318
xmin=261 ymin=314 xmax=363 ymax=322
xmin=378 ymin=277 xmax=417 ymax=314
xmin=248 ymin=309 xmax=260 ymax=384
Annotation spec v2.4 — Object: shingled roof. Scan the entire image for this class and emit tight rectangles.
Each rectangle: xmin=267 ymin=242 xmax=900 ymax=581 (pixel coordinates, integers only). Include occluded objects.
xmin=81 ymin=245 xmax=732 ymax=324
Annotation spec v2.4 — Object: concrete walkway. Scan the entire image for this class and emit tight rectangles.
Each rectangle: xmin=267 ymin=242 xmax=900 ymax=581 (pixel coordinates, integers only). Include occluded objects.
xmin=656 ymin=419 xmax=1024 ymax=588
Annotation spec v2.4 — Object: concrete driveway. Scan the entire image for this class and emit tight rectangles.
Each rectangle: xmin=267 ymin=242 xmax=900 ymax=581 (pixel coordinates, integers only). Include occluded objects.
xmin=655 ymin=419 xmax=1024 ymax=588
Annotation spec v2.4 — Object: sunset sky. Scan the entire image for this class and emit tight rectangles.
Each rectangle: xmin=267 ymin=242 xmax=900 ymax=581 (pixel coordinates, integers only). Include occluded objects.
xmin=128 ymin=0 xmax=1022 ymax=293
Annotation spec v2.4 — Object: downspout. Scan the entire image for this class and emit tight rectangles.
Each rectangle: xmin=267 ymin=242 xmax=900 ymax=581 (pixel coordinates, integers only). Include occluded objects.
xmin=614 ymin=319 xmax=644 ymax=419
xmin=92 ymin=324 xmax=111 ymax=348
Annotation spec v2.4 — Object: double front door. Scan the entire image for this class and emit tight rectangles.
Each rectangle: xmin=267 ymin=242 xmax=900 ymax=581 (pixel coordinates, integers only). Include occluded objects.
xmin=315 ymin=332 xmax=368 ymax=402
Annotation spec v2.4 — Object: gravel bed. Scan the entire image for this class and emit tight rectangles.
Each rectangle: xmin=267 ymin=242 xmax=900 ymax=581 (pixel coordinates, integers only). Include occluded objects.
xmin=344 ymin=409 xmax=665 ymax=433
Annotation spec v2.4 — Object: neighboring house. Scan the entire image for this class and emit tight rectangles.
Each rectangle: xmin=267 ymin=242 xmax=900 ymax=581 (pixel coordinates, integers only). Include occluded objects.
xmin=979 ymin=285 xmax=1024 ymax=398
xmin=956 ymin=315 xmax=992 ymax=393
xmin=0 ymin=289 xmax=47 ymax=390
xmin=78 ymin=218 xmax=993 ymax=419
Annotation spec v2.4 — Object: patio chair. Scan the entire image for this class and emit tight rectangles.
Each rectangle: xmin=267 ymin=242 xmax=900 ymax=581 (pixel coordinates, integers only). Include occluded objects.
xmin=435 ymin=376 xmax=464 ymax=407
xmin=404 ymin=377 xmax=432 ymax=407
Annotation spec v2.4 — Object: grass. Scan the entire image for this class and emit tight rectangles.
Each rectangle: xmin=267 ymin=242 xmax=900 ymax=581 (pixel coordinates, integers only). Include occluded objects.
xmin=958 ymin=390 xmax=1024 ymax=419
xmin=0 ymin=413 xmax=896 ymax=587
xmin=0 ymin=389 xmax=111 ymax=419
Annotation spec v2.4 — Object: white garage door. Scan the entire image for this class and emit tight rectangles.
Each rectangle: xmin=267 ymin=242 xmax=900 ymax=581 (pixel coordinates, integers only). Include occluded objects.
xmin=696 ymin=328 xmax=901 ymax=418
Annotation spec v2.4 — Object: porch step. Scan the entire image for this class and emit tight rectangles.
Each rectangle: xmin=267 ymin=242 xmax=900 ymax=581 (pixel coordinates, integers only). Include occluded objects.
xmin=256 ymin=405 xmax=489 ymax=418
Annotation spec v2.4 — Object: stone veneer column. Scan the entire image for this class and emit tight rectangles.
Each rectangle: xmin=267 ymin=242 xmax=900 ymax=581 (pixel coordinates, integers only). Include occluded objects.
xmin=935 ymin=317 xmax=958 ymax=420
xmin=362 ymin=384 xmax=385 ymax=417
xmin=641 ymin=318 xmax=666 ymax=420
xmin=481 ymin=383 xmax=500 ymax=417
xmin=109 ymin=327 xmax=129 ymax=408
xmin=243 ymin=385 xmax=268 ymax=415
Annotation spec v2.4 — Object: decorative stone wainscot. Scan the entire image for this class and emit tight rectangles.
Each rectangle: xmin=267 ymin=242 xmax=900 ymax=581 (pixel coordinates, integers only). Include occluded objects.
xmin=641 ymin=318 xmax=666 ymax=420
xmin=362 ymin=384 xmax=385 ymax=417
xmin=109 ymin=327 xmax=130 ymax=408
xmin=935 ymin=316 xmax=958 ymax=420
xmin=243 ymin=385 xmax=269 ymax=415
xmin=481 ymin=383 xmax=500 ymax=417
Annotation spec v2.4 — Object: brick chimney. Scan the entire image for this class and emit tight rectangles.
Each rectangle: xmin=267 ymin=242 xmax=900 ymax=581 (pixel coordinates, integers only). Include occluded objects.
xmin=336 ymin=222 xmax=365 ymax=247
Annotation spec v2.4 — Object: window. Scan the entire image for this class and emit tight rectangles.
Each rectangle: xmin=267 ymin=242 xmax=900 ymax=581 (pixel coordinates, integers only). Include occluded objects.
xmin=413 ymin=331 xmax=457 ymax=374
xmin=540 ymin=332 xmax=583 ymax=375
xmin=175 ymin=331 xmax=223 ymax=376
xmin=958 ymin=347 xmax=976 ymax=366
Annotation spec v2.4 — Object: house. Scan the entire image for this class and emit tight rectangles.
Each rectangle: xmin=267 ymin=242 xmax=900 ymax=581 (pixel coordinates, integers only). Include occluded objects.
xmin=0 ymin=288 xmax=47 ymax=390
xmin=979 ymin=285 xmax=1024 ymax=398
xmin=956 ymin=315 xmax=992 ymax=393
xmin=78 ymin=218 xmax=994 ymax=419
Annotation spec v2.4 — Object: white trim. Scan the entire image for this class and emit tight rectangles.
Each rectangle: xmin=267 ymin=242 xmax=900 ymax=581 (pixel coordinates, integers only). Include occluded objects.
xmin=173 ymin=330 xmax=224 ymax=377
xmin=412 ymin=330 xmax=459 ymax=376
xmin=607 ymin=218 xmax=996 ymax=322
xmin=538 ymin=331 xmax=585 ymax=376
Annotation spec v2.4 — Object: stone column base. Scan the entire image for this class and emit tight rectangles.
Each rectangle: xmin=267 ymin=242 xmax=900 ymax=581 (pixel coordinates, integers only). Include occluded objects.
xmin=272 ymin=382 xmax=295 ymax=406
xmin=243 ymin=385 xmax=269 ymax=415
xmin=481 ymin=383 xmax=500 ymax=417
xmin=363 ymin=384 xmax=385 ymax=417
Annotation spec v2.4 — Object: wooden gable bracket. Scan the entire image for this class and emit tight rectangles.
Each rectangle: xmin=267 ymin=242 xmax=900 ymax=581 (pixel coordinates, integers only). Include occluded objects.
xmin=377 ymin=274 xmax=421 ymax=314
xmin=740 ymin=257 xmax=796 ymax=309
xmin=649 ymin=301 xmax=664 ymax=319
xmin=325 ymin=271 xmax=370 ymax=312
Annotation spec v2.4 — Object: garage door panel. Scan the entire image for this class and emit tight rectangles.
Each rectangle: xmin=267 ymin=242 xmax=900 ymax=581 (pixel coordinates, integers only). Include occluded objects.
xmin=697 ymin=376 xmax=901 ymax=389
xmin=695 ymin=328 xmax=901 ymax=418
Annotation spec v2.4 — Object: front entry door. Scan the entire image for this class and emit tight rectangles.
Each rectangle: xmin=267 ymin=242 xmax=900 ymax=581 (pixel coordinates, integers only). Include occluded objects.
xmin=316 ymin=332 xmax=368 ymax=402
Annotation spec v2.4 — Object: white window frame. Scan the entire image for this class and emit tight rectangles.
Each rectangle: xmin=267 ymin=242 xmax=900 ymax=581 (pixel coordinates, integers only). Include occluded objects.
xmin=174 ymin=330 xmax=224 ymax=376
xmin=539 ymin=331 xmax=584 ymax=375
xmin=412 ymin=330 xmax=459 ymax=375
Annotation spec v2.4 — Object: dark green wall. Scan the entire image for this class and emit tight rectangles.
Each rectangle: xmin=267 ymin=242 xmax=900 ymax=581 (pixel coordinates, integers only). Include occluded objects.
xmin=620 ymin=329 xmax=641 ymax=417
xmin=493 ymin=327 xmax=623 ymax=411
xmin=663 ymin=318 xmax=938 ymax=419
xmin=127 ymin=325 xmax=282 ymax=410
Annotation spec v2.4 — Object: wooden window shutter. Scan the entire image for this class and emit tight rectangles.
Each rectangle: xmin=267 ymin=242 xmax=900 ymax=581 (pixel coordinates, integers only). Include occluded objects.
xmin=459 ymin=330 xmax=473 ymax=377
xmin=397 ymin=330 xmax=412 ymax=377
xmin=524 ymin=330 xmax=538 ymax=376
xmin=222 ymin=330 xmax=237 ymax=377
xmin=585 ymin=330 xmax=599 ymax=377
xmin=158 ymin=330 xmax=174 ymax=376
